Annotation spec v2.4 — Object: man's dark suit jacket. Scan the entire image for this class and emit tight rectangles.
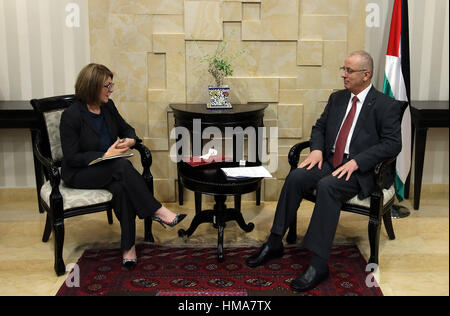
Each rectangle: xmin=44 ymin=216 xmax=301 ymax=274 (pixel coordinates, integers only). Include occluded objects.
xmin=310 ymin=86 xmax=402 ymax=199
xmin=60 ymin=99 xmax=140 ymax=186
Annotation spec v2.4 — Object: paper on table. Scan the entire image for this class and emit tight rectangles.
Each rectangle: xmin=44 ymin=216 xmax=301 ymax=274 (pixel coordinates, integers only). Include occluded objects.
xmin=200 ymin=148 xmax=218 ymax=160
xmin=221 ymin=166 xmax=273 ymax=178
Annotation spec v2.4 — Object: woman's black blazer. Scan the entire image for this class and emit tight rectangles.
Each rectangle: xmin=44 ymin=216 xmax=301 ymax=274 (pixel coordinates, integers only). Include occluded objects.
xmin=59 ymin=99 xmax=140 ymax=185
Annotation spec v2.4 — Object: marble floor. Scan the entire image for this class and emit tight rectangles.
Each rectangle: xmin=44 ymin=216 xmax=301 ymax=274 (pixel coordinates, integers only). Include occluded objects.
xmin=0 ymin=190 xmax=448 ymax=296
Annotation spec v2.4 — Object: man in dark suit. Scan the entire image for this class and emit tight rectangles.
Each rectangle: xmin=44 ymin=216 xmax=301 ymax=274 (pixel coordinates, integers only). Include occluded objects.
xmin=246 ymin=51 xmax=402 ymax=292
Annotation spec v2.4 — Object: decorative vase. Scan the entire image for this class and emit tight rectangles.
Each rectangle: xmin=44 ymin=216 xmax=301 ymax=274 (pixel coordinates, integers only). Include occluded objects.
xmin=207 ymin=85 xmax=232 ymax=109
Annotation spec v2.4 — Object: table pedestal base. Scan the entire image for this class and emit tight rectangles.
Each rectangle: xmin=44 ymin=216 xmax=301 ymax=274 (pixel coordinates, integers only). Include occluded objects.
xmin=178 ymin=195 xmax=254 ymax=262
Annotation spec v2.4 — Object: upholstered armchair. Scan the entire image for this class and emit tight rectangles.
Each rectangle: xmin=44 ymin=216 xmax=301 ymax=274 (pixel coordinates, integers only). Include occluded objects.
xmin=285 ymin=101 xmax=408 ymax=266
xmin=30 ymin=95 xmax=155 ymax=276
xmin=285 ymin=141 xmax=396 ymax=265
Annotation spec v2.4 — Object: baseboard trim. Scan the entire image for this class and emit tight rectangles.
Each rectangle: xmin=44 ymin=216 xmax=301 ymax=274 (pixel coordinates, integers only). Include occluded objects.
xmin=0 ymin=184 xmax=448 ymax=204
xmin=409 ymin=184 xmax=449 ymax=197
xmin=0 ymin=188 xmax=37 ymax=202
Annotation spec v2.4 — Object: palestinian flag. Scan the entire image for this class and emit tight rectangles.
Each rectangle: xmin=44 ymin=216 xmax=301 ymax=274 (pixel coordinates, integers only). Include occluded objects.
xmin=382 ymin=0 xmax=411 ymax=202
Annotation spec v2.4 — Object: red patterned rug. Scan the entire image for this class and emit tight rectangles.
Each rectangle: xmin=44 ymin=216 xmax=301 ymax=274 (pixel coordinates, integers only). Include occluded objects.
xmin=56 ymin=244 xmax=382 ymax=296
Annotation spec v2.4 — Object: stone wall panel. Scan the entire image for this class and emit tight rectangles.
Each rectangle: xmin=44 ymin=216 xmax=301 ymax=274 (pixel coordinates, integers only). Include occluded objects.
xmin=89 ymin=0 xmax=366 ymax=202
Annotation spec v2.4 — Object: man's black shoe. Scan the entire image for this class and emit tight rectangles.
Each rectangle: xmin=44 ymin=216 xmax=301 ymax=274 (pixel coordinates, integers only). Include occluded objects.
xmin=246 ymin=243 xmax=284 ymax=268
xmin=290 ymin=264 xmax=329 ymax=292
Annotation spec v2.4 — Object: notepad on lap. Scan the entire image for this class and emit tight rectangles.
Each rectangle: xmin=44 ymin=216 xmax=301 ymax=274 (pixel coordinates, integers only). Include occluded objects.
xmin=88 ymin=153 xmax=134 ymax=166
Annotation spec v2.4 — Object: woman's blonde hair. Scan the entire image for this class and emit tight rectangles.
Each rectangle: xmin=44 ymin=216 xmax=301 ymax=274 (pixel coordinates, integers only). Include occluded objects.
xmin=75 ymin=63 xmax=113 ymax=104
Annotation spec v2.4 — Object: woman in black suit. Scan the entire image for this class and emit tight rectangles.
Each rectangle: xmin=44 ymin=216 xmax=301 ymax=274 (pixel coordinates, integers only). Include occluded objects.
xmin=60 ymin=63 xmax=186 ymax=270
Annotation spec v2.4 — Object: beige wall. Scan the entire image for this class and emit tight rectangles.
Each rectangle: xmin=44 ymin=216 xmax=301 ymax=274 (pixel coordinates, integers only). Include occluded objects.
xmin=88 ymin=0 xmax=365 ymax=202
xmin=1 ymin=0 xmax=448 ymax=199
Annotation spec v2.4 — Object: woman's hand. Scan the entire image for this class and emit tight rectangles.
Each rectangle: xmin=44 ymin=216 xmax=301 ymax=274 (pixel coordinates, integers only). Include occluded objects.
xmin=104 ymin=139 xmax=130 ymax=158
xmin=116 ymin=138 xmax=136 ymax=150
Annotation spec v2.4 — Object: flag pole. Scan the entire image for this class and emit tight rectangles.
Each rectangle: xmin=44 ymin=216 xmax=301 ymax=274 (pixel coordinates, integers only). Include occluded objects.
xmin=388 ymin=0 xmax=411 ymax=219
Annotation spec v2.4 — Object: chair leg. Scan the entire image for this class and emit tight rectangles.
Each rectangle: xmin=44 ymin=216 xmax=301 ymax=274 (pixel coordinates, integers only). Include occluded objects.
xmin=286 ymin=216 xmax=298 ymax=244
xmin=368 ymin=217 xmax=381 ymax=265
xmin=382 ymin=209 xmax=396 ymax=240
xmin=368 ymin=192 xmax=383 ymax=265
xmin=42 ymin=213 xmax=52 ymax=242
xmin=256 ymin=187 xmax=261 ymax=206
xmin=49 ymin=190 xmax=66 ymax=276
xmin=38 ymin=203 xmax=44 ymax=214
xmin=178 ymin=175 xmax=184 ymax=206
xmin=31 ymin=130 xmax=45 ymax=214
xmin=53 ymin=220 xmax=66 ymax=276
xmin=144 ymin=218 xmax=155 ymax=243
xmin=107 ymin=209 xmax=113 ymax=225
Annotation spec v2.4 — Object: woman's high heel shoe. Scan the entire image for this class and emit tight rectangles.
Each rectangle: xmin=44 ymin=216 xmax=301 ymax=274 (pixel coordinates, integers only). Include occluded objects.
xmin=152 ymin=213 xmax=187 ymax=228
xmin=122 ymin=258 xmax=137 ymax=271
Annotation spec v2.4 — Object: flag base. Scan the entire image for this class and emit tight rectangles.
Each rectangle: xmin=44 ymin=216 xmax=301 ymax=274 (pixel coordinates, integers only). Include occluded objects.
xmin=391 ymin=204 xmax=411 ymax=219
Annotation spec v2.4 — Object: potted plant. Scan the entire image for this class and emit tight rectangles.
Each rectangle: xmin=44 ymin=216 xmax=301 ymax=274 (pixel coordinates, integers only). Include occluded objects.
xmin=199 ymin=41 xmax=245 ymax=109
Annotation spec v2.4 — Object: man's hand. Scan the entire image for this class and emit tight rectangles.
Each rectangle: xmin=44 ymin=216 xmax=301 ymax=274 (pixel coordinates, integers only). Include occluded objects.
xmin=332 ymin=159 xmax=359 ymax=181
xmin=299 ymin=150 xmax=323 ymax=170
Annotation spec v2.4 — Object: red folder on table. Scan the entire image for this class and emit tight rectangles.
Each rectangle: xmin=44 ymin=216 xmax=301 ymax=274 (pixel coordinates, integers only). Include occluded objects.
xmin=182 ymin=155 xmax=233 ymax=167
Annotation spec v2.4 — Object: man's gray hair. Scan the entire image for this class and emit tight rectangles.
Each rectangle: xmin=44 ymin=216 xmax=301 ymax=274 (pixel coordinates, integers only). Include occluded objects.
xmin=348 ymin=51 xmax=374 ymax=79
